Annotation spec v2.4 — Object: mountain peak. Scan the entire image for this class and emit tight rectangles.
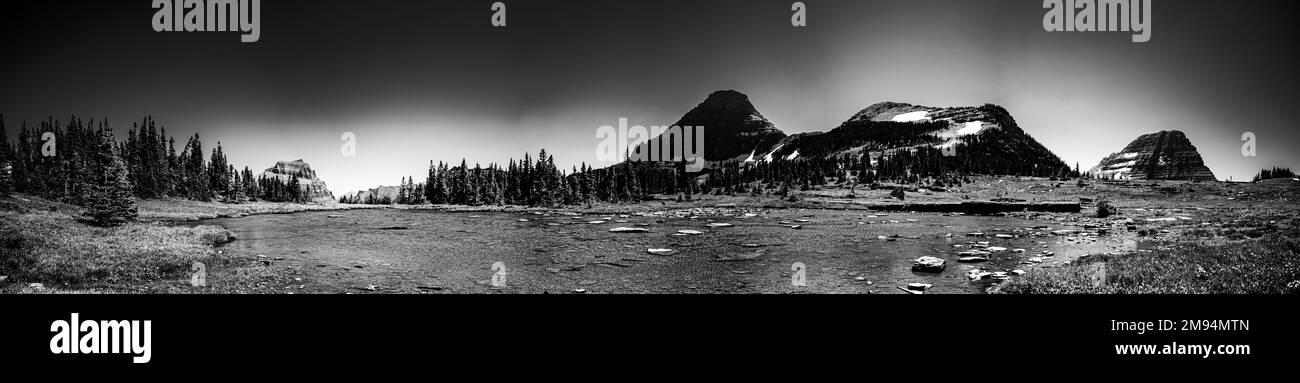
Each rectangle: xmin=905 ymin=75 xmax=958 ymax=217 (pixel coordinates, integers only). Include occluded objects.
xmin=702 ymin=89 xmax=750 ymax=103
xmin=690 ymin=90 xmax=763 ymax=118
xmin=673 ymin=90 xmax=786 ymax=162
xmin=259 ymin=159 xmax=334 ymax=202
xmin=1090 ymin=130 xmax=1217 ymax=181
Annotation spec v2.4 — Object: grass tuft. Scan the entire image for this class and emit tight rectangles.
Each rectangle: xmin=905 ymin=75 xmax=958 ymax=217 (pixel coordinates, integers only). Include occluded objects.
xmin=1 ymin=208 xmax=233 ymax=287
xmin=994 ymin=234 xmax=1300 ymax=294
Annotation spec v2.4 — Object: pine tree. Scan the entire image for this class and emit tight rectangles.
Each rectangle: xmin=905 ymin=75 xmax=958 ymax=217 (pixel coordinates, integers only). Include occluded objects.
xmin=84 ymin=130 xmax=138 ymax=227
xmin=433 ymin=162 xmax=450 ymax=204
xmin=397 ymin=176 xmax=409 ymax=204
xmin=424 ymin=161 xmax=438 ymax=203
xmin=578 ymin=163 xmax=593 ymax=205
xmin=468 ymin=163 xmax=483 ymax=206
xmin=452 ymin=159 xmax=469 ymax=204
xmin=0 ymin=161 xmax=10 ymax=197
xmin=0 ymin=115 xmax=11 ymax=197
xmin=229 ymin=166 xmax=247 ymax=203
xmin=209 ymin=142 xmax=230 ymax=198
xmin=182 ymin=134 xmax=209 ymax=200
xmin=242 ymin=166 xmax=259 ymax=201
xmin=287 ymin=176 xmax=302 ymax=203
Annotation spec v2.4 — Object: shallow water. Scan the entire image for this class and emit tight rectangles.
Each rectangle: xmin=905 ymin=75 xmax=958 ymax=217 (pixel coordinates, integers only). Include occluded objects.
xmin=193 ymin=209 xmax=1123 ymax=294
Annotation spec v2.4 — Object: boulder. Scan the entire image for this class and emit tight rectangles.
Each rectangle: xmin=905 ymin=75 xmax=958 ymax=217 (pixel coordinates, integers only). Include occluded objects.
xmin=912 ymin=256 xmax=947 ymax=273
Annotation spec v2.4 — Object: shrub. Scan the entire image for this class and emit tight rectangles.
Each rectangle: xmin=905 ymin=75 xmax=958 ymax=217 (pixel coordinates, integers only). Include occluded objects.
xmin=1096 ymin=200 xmax=1115 ymax=218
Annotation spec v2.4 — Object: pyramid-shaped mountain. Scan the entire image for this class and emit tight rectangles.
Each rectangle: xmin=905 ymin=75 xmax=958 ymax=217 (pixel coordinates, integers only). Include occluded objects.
xmin=666 ymin=90 xmax=787 ymax=163
xmin=1090 ymin=130 xmax=1216 ymax=181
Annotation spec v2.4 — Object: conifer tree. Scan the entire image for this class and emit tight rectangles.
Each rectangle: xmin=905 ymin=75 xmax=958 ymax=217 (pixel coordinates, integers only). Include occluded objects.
xmin=229 ymin=166 xmax=246 ymax=203
xmin=287 ymin=176 xmax=302 ymax=203
xmin=424 ymin=161 xmax=438 ymax=203
xmin=84 ymin=130 xmax=138 ymax=227
xmin=0 ymin=115 xmax=11 ymax=197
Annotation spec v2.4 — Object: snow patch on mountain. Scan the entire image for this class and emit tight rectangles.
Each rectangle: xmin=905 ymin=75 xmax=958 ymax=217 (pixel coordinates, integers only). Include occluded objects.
xmin=892 ymin=111 xmax=931 ymax=122
xmin=956 ymin=121 xmax=984 ymax=135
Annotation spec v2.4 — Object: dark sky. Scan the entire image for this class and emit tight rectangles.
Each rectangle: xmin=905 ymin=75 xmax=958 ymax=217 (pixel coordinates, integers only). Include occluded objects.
xmin=3 ymin=0 xmax=1298 ymax=194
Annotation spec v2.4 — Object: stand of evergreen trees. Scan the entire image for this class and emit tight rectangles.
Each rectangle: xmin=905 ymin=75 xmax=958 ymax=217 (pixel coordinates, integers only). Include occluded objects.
xmin=0 ymin=115 xmax=318 ymax=225
xmin=1253 ymin=167 xmax=1295 ymax=182
xmin=342 ymin=136 xmax=1082 ymax=208
xmin=0 ymin=113 xmax=1089 ymax=215
xmin=343 ymin=149 xmax=704 ymax=207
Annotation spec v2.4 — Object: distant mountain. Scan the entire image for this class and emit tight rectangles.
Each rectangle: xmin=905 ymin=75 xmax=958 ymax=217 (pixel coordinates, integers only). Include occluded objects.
xmin=744 ymin=101 xmax=1072 ymax=177
xmin=648 ymin=90 xmax=787 ymax=163
xmin=1090 ymin=130 xmax=1217 ymax=181
xmin=259 ymin=159 xmax=335 ymax=202
xmin=340 ymin=185 xmax=400 ymax=204
xmin=630 ymin=92 xmax=1071 ymax=178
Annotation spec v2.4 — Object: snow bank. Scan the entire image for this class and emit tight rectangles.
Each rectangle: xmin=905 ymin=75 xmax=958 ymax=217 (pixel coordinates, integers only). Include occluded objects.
xmin=892 ymin=111 xmax=930 ymax=122
xmin=955 ymin=121 xmax=984 ymax=135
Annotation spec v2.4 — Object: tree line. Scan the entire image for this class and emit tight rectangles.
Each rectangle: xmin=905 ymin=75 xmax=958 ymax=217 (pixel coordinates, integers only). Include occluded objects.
xmin=1253 ymin=167 xmax=1295 ymax=182
xmin=1 ymin=113 xmax=1086 ymax=218
xmin=341 ymin=149 xmax=701 ymax=207
xmin=0 ymin=115 xmax=315 ymax=226
xmin=345 ymin=139 xmax=1080 ymax=208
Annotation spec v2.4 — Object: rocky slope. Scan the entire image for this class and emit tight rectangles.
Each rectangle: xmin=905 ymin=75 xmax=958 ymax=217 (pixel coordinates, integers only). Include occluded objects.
xmin=259 ymin=159 xmax=335 ymax=202
xmin=1090 ymin=130 xmax=1217 ymax=181
xmin=629 ymin=92 xmax=1069 ymax=177
xmin=653 ymin=90 xmax=787 ymax=164
xmin=339 ymin=185 xmax=400 ymax=204
xmin=748 ymin=101 xmax=1071 ymax=176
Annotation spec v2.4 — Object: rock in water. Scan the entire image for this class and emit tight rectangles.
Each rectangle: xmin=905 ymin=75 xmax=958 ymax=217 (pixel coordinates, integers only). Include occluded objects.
xmin=260 ymin=159 xmax=335 ymax=202
xmin=1090 ymin=130 xmax=1217 ymax=181
xmin=912 ymin=256 xmax=947 ymax=273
